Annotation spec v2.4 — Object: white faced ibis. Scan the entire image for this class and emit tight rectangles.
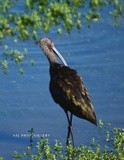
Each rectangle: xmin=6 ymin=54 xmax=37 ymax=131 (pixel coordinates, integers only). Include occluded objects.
xmin=38 ymin=38 xmax=97 ymax=146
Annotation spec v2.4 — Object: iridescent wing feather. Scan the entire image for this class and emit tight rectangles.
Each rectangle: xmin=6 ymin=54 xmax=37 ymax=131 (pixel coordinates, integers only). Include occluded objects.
xmin=49 ymin=63 xmax=97 ymax=125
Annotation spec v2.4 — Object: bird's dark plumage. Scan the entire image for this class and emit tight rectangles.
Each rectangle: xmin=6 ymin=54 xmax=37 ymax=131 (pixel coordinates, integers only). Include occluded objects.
xmin=49 ymin=63 xmax=97 ymax=125
xmin=38 ymin=37 xmax=97 ymax=146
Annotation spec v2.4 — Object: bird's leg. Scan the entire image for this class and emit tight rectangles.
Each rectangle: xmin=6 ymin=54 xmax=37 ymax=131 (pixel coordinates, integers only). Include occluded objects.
xmin=66 ymin=112 xmax=71 ymax=145
xmin=69 ymin=113 xmax=75 ymax=147
xmin=65 ymin=112 xmax=75 ymax=147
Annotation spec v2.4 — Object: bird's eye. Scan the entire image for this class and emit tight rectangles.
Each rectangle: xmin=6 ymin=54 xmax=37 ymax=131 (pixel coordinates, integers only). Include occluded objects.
xmin=49 ymin=39 xmax=53 ymax=44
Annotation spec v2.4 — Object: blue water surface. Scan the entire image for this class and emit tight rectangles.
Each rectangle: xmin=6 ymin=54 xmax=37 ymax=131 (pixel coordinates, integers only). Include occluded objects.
xmin=0 ymin=18 xmax=124 ymax=159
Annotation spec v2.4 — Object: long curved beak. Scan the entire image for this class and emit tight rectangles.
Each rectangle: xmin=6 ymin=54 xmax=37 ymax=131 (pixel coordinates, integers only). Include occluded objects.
xmin=52 ymin=45 xmax=68 ymax=66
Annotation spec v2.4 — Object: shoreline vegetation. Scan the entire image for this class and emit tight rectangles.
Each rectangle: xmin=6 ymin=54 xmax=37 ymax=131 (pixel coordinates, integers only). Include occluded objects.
xmin=1 ymin=120 xmax=123 ymax=160
xmin=13 ymin=121 xmax=124 ymax=160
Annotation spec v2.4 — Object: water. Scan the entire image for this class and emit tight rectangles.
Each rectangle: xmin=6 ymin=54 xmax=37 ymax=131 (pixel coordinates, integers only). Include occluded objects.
xmin=0 ymin=19 xmax=124 ymax=158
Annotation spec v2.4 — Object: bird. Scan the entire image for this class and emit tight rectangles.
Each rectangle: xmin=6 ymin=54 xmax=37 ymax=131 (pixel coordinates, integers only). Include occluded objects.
xmin=38 ymin=37 xmax=97 ymax=146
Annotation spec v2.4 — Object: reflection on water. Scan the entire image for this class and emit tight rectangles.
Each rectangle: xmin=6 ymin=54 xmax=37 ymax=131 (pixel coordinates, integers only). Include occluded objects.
xmin=0 ymin=20 xmax=124 ymax=159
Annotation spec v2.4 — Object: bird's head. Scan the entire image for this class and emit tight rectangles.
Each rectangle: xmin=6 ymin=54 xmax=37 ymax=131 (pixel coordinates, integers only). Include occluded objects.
xmin=38 ymin=38 xmax=53 ymax=55
xmin=38 ymin=38 xmax=68 ymax=66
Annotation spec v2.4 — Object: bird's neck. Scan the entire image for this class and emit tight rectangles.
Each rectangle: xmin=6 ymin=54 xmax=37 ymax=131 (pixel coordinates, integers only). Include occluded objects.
xmin=43 ymin=48 xmax=58 ymax=64
xmin=48 ymin=54 xmax=58 ymax=64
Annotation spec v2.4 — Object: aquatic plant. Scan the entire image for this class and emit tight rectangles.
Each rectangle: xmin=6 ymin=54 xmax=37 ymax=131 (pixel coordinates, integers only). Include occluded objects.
xmin=0 ymin=0 xmax=124 ymax=73
xmin=0 ymin=45 xmax=27 ymax=74
xmin=0 ymin=0 xmax=123 ymax=40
